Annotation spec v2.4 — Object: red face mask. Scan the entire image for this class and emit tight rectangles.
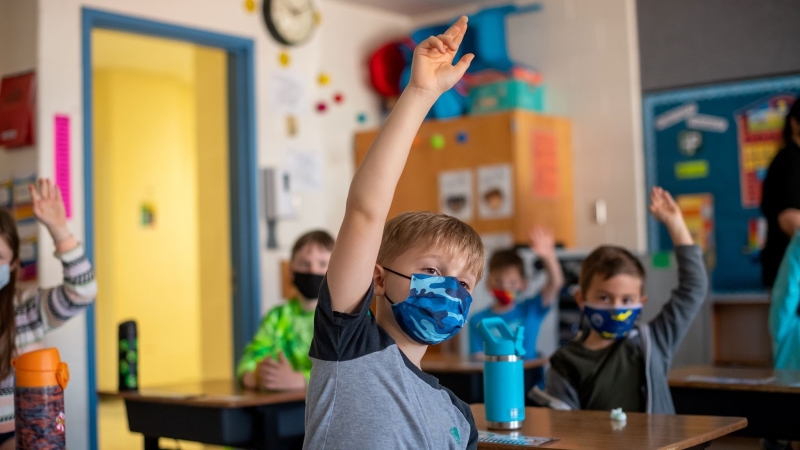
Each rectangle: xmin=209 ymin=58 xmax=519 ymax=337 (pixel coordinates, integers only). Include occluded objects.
xmin=491 ymin=289 xmax=516 ymax=306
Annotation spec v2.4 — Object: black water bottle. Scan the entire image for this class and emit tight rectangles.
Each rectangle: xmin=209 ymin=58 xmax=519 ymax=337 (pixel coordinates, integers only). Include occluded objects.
xmin=118 ymin=321 xmax=138 ymax=392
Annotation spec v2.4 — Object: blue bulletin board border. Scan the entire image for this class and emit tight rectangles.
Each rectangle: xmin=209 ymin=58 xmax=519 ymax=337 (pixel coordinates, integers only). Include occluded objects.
xmin=643 ymin=75 xmax=800 ymax=259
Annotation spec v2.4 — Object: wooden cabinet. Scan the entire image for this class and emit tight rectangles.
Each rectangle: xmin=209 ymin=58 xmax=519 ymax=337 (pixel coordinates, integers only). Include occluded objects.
xmin=712 ymin=296 xmax=773 ymax=367
xmin=354 ymin=111 xmax=574 ymax=247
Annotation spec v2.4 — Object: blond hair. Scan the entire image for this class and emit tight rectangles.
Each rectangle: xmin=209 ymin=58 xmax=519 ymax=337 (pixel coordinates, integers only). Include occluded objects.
xmin=377 ymin=211 xmax=485 ymax=281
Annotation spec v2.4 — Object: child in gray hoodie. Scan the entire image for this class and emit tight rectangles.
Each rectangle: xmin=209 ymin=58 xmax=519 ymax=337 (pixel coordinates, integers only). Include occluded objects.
xmin=538 ymin=187 xmax=708 ymax=413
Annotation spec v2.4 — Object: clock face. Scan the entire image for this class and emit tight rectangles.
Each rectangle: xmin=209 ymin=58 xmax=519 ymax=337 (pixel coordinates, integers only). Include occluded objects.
xmin=263 ymin=0 xmax=316 ymax=46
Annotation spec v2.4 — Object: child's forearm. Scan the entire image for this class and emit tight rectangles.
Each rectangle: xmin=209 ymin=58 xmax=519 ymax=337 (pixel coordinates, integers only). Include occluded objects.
xmin=327 ymin=88 xmax=437 ymax=313
xmin=540 ymin=254 xmax=563 ymax=305
xmin=665 ymin=219 xmax=693 ymax=247
xmin=346 ymin=88 xmax=437 ymax=218
xmin=48 ymin=225 xmax=78 ymax=254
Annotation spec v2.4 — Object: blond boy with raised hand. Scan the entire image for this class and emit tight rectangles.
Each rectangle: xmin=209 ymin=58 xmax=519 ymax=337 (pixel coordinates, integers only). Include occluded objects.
xmin=303 ymin=17 xmax=482 ymax=450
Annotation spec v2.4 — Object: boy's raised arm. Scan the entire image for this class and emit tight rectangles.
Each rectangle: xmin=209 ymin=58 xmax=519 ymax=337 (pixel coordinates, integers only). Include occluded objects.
xmin=326 ymin=17 xmax=474 ymax=314
xmin=647 ymin=187 xmax=708 ymax=354
xmin=529 ymin=226 xmax=564 ymax=306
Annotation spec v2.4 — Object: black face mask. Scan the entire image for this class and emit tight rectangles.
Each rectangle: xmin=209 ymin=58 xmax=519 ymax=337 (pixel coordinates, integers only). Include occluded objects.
xmin=292 ymin=272 xmax=325 ymax=300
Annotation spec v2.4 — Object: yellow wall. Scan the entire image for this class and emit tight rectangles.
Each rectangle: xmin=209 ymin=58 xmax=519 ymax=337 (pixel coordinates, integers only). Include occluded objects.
xmin=93 ymin=30 xmax=231 ymax=390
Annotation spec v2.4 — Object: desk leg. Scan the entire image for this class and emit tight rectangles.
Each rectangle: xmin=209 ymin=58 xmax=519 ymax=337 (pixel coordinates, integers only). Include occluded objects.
xmin=143 ymin=436 xmax=161 ymax=450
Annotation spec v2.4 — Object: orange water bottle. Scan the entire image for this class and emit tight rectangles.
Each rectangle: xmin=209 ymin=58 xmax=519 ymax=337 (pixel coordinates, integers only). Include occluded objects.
xmin=12 ymin=348 xmax=69 ymax=449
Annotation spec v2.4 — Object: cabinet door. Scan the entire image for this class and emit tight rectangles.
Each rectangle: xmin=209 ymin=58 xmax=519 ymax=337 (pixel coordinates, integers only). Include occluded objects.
xmin=512 ymin=112 xmax=575 ymax=248
xmin=355 ymin=112 xmax=516 ymax=236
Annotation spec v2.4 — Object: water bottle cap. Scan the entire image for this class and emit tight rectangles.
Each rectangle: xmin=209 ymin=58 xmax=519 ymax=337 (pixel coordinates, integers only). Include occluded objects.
xmin=12 ymin=348 xmax=70 ymax=389
xmin=477 ymin=318 xmax=525 ymax=357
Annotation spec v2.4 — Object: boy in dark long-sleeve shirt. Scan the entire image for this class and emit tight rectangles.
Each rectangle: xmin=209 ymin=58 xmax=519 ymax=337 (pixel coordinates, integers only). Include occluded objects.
xmin=539 ymin=187 xmax=708 ymax=414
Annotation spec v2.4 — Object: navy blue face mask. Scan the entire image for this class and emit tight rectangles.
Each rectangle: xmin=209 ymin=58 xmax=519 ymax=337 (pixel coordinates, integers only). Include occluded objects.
xmin=383 ymin=267 xmax=472 ymax=345
xmin=584 ymin=303 xmax=642 ymax=339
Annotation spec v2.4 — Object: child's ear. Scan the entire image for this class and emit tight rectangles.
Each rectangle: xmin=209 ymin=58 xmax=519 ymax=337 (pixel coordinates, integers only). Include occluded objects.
xmin=574 ymin=289 xmax=585 ymax=310
xmin=639 ymin=294 xmax=648 ymax=306
xmin=10 ymin=259 xmax=19 ymax=272
xmin=373 ymin=264 xmax=386 ymax=297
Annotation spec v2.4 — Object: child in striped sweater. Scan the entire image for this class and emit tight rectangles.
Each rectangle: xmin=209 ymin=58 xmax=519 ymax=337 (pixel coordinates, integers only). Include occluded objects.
xmin=0 ymin=179 xmax=97 ymax=449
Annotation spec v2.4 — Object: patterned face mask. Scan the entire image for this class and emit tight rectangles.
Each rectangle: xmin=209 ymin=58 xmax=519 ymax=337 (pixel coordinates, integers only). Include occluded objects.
xmin=491 ymin=289 xmax=519 ymax=306
xmin=382 ymin=267 xmax=472 ymax=345
xmin=584 ymin=303 xmax=642 ymax=339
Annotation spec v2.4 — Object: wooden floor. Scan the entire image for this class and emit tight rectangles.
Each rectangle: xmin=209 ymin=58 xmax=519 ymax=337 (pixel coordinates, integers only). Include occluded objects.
xmin=99 ymin=398 xmax=225 ymax=450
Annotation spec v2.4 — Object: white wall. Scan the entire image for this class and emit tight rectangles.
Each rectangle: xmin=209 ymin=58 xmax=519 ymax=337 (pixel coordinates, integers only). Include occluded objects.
xmin=0 ymin=0 xmax=38 ymax=179
xmin=32 ymin=0 xmax=410 ymax=447
xmin=414 ymin=0 xmax=646 ymax=251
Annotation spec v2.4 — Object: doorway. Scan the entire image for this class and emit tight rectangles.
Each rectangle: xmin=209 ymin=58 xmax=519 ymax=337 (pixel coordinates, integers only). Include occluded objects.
xmin=83 ymin=9 xmax=261 ymax=450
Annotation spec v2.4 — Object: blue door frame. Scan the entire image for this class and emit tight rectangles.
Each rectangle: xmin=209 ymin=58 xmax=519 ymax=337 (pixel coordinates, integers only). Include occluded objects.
xmin=81 ymin=9 xmax=261 ymax=449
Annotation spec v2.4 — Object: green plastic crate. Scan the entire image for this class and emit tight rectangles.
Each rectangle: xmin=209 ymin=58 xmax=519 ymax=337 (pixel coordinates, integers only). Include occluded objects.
xmin=469 ymin=80 xmax=545 ymax=115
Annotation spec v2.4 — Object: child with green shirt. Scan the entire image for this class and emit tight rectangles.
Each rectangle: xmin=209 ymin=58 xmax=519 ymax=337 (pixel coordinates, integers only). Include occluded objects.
xmin=238 ymin=230 xmax=334 ymax=390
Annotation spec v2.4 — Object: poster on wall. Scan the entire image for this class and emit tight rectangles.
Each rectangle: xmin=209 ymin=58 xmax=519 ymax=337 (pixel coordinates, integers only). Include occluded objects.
xmin=643 ymin=75 xmax=800 ymax=292
xmin=736 ymin=95 xmax=794 ymax=208
xmin=286 ymin=149 xmax=322 ymax=192
xmin=477 ymin=164 xmax=513 ymax=219
xmin=438 ymin=169 xmax=473 ymax=221
xmin=268 ymin=70 xmax=307 ymax=115
xmin=531 ymin=131 xmax=559 ymax=198
xmin=54 ymin=114 xmax=72 ymax=218
xmin=676 ymin=193 xmax=716 ymax=270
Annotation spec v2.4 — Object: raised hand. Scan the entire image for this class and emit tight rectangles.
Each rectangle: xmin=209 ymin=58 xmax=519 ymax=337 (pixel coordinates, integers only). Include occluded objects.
xmin=407 ymin=16 xmax=474 ymax=97
xmin=529 ymin=225 xmax=563 ymax=306
xmin=529 ymin=225 xmax=556 ymax=259
xmin=29 ymin=179 xmax=70 ymax=242
xmin=649 ymin=187 xmax=693 ymax=245
xmin=648 ymin=187 xmax=682 ymax=225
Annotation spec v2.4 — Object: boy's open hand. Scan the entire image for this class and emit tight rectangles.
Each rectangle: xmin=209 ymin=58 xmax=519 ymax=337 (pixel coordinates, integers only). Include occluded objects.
xmin=407 ymin=16 xmax=474 ymax=97
xmin=529 ymin=226 xmax=556 ymax=259
xmin=649 ymin=187 xmax=693 ymax=246
xmin=648 ymin=187 xmax=681 ymax=225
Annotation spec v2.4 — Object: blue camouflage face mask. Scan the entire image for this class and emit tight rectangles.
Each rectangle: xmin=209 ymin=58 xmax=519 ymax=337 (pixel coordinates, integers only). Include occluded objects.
xmin=0 ymin=264 xmax=9 ymax=291
xmin=584 ymin=303 xmax=642 ymax=339
xmin=383 ymin=267 xmax=472 ymax=345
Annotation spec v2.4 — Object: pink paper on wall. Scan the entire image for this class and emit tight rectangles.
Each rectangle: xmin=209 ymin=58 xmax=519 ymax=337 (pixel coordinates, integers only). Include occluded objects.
xmin=54 ymin=114 xmax=71 ymax=218
xmin=531 ymin=131 xmax=559 ymax=198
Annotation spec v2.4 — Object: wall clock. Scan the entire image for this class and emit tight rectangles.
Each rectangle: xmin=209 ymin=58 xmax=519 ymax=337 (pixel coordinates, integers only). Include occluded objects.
xmin=263 ymin=0 xmax=317 ymax=46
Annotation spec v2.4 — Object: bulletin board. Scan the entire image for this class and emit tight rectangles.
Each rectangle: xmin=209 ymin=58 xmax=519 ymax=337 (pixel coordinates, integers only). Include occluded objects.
xmin=643 ymin=75 xmax=800 ymax=292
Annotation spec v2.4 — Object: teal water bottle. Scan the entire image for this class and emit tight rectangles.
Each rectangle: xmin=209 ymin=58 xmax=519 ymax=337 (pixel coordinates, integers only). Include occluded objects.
xmin=477 ymin=317 xmax=526 ymax=430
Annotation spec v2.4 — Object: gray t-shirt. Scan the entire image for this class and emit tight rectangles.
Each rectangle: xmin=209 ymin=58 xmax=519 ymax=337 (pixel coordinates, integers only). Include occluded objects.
xmin=303 ymin=278 xmax=477 ymax=450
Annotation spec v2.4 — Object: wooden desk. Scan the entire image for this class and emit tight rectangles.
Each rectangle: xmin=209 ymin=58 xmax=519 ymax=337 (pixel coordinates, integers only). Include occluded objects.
xmin=669 ymin=365 xmax=800 ymax=441
xmin=471 ymin=405 xmax=747 ymax=449
xmin=101 ymin=380 xmax=306 ymax=450
xmin=421 ymin=354 xmax=547 ymax=404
